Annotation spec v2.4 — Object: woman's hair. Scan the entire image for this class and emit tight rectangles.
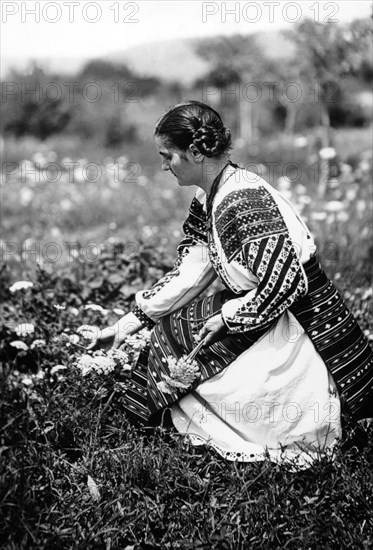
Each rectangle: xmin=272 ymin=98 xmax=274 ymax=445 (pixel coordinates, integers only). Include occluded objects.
xmin=154 ymin=100 xmax=232 ymax=158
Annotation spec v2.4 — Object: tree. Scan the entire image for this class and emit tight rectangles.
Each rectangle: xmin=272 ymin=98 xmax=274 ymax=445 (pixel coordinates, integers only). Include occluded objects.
xmin=193 ymin=35 xmax=274 ymax=144
xmin=285 ymin=17 xmax=373 ymax=145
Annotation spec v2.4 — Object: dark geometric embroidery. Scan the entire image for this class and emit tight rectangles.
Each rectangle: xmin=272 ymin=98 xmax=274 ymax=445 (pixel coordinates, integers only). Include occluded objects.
xmin=183 ymin=197 xmax=208 ymax=244
xmin=207 ymin=236 xmax=241 ymax=294
xmin=215 ymin=186 xmax=288 ymax=262
xmin=223 ymin=233 xmax=308 ymax=332
xmin=290 ymin=256 xmax=373 ymax=420
xmin=132 ymin=305 xmax=155 ymax=329
xmin=212 ymin=185 xmax=308 ymax=332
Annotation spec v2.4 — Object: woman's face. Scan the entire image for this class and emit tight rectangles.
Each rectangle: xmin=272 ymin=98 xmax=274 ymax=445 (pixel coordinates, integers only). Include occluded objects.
xmin=155 ymin=136 xmax=202 ymax=187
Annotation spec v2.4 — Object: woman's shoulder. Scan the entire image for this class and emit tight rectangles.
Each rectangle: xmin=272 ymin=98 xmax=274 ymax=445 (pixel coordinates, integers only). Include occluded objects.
xmin=215 ymin=167 xmax=274 ymax=211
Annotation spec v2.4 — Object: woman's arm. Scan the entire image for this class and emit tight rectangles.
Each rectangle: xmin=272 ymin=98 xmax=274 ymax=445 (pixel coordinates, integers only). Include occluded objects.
xmin=81 ymin=192 xmax=216 ymax=348
xmin=217 ymin=184 xmax=309 ymax=333
xmin=130 ymin=191 xmax=216 ymax=327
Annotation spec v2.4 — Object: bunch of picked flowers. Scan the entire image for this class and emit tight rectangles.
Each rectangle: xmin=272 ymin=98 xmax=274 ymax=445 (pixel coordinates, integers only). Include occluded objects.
xmin=157 ymin=355 xmax=201 ymax=394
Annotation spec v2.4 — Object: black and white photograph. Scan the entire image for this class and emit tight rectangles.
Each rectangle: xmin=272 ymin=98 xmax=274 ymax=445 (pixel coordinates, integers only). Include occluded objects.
xmin=1 ymin=1 xmax=373 ymax=548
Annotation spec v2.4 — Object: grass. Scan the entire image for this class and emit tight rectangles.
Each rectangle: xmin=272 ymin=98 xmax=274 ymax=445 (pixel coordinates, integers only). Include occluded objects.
xmin=1 ymin=127 xmax=373 ymax=548
xmin=1 ymin=239 xmax=373 ymax=549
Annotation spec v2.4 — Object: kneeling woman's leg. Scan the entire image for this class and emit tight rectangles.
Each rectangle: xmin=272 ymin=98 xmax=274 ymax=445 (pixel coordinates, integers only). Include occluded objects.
xmin=122 ymin=290 xmax=269 ymax=428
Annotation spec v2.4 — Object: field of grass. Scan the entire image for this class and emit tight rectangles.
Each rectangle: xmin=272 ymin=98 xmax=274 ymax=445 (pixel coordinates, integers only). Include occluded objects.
xmin=1 ymin=127 xmax=373 ymax=548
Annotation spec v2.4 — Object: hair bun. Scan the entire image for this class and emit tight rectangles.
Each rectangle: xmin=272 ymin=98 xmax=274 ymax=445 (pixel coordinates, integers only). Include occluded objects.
xmin=192 ymin=125 xmax=231 ymax=158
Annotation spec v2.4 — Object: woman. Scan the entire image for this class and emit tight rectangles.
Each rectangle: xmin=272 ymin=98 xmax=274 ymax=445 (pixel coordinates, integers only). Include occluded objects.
xmin=81 ymin=101 xmax=373 ymax=464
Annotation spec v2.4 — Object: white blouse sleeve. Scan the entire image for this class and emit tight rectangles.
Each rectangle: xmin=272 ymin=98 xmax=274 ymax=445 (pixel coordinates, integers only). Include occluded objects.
xmin=133 ymin=191 xmax=216 ymax=324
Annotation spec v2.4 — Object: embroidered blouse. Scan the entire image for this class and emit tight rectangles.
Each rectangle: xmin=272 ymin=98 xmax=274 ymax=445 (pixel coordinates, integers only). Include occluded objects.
xmin=133 ymin=166 xmax=317 ymax=333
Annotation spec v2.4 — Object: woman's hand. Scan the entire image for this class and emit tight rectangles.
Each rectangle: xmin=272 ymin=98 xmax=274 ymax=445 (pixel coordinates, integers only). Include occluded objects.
xmin=198 ymin=313 xmax=227 ymax=347
xmin=78 ymin=312 xmax=144 ymax=350
xmin=77 ymin=324 xmax=126 ymax=350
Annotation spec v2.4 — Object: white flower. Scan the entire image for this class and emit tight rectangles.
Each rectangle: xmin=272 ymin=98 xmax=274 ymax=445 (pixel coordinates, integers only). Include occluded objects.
xmin=9 ymin=281 xmax=33 ymax=293
xmin=53 ymin=304 xmax=66 ymax=310
xmin=325 ymin=201 xmax=344 ymax=213
xmin=336 ymin=211 xmax=349 ymax=222
xmin=10 ymin=340 xmax=29 ymax=351
xmin=113 ymin=307 xmax=125 ymax=315
xmin=69 ymin=307 xmax=80 ymax=317
xmin=15 ymin=323 xmax=35 ymax=337
xmin=84 ymin=304 xmax=109 ymax=315
xmin=30 ymin=339 xmax=46 ymax=349
xmin=345 ymin=189 xmax=357 ymax=202
xmin=87 ymin=475 xmax=101 ymax=501
xmin=340 ymin=163 xmax=352 ymax=175
xmin=158 ymin=355 xmax=201 ymax=394
xmin=51 ymin=365 xmax=67 ymax=374
xmin=310 ymin=211 xmax=327 ymax=221
xmin=277 ymin=176 xmax=292 ymax=191
xmin=156 ymin=381 xmax=175 ymax=394
xmin=294 ymin=136 xmax=308 ymax=148
xmin=76 ymin=353 xmax=115 ymax=376
xmin=362 ymin=288 xmax=373 ymax=301
xmin=319 ymin=147 xmax=336 ymax=160
xmin=21 ymin=377 xmax=33 ymax=386
xmin=69 ymin=334 xmax=80 ymax=344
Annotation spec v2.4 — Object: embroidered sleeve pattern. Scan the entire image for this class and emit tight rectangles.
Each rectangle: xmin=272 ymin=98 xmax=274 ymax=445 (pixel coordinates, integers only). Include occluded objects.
xmin=135 ymin=196 xmax=216 ymax=320
xmin=131 ymin=305 xmax=156 ymax=329
xmin=182 ymin=196 xmax=209 ymax=244
xmin=218 ymin=187 xmax=308 ymax=333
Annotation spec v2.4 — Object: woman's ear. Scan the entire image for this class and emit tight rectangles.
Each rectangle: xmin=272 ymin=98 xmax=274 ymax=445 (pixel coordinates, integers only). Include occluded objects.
xmin=189 ymin=144 xmax=204 ymax=162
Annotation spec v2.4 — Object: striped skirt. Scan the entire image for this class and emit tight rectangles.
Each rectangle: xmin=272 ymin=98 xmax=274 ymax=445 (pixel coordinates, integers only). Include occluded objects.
xmin=123 ymin=256 xmax=373 ymax=428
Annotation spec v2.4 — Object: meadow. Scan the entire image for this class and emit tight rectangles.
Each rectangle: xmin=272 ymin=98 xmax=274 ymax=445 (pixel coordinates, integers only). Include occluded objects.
xmin=1 ymin=126 xmax=373 ymax=549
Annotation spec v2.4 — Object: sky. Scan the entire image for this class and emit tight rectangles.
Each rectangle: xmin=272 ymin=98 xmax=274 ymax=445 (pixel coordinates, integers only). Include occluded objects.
xmin=1 ymin=0 xmax=372 ymax=76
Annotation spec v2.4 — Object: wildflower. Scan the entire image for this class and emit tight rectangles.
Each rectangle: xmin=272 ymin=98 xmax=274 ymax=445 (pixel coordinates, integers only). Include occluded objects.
xmin=113 ymin=307 xmax=125 ymax=315
xmin=362 ymin=288 xmax=373 ymax=301
xmin=75 ymin=348 xmax=130 ymax=377
xmin=345 ymin=188 xmax=357 ymax=202
xmin=294 ymin=136 xmax=308 ymax=148
xmin=10 ymin=340 xmax=29 ymax=351
xmin=51 ymin=365 xmax=67 ymax=374
xmin=15 ymin=323 xmax=35 ymax=336
xmin=84 ymin=304 xmax=109 ymax=315
xmin=53 ymin=304 xmax=66 ymax=310
xmin=277 ymin=176 xmax=292 ymax=191
xmin=69 ymin=307 xmax=80 ymax=316
xmin=311 ymin=212 xmax=327 ymax=221
xmin=124 ymin=329 xmax=152 ymax=351
xmin=21 ymin=377 xmax=33 ymax=386
xmin=87 ymin=475 xmax=100 ymax=501
xmin=356 ymin=200 xmax=366 ymax=214
xmin=30 ymin=339 xmax=46 ymax=349
xmin=9 ymin=281 xmax=33 ymax=293
xmin=325 ymin=201 xmax=344 ymax=213
xmin=319 ymin=147 xmax=336 ymax=160
xmin=158 ymin=355 xmax=201 ymax=394
xmin=156 ymin=381 xmax=174 ymax=394
xmin=336 ymin=211 xmax=349 ymax=222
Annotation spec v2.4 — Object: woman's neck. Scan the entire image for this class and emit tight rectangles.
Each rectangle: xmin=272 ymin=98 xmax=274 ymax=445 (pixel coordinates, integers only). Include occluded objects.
xmin=198 ymin=156 xmax=231 ymax=195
